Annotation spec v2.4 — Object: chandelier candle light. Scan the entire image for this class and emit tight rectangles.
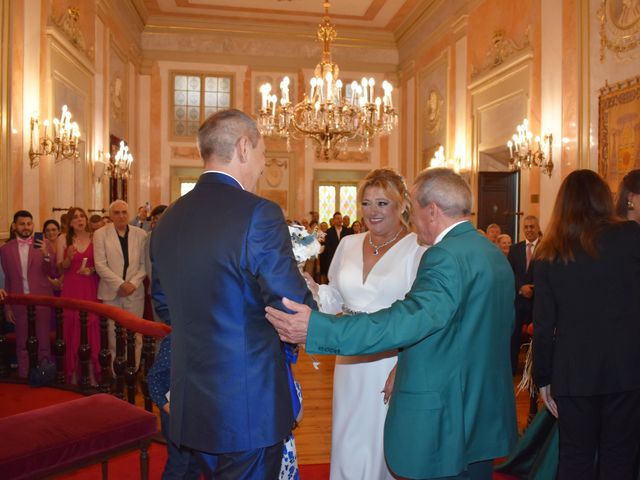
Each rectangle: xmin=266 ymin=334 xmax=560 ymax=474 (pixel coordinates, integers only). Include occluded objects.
xmin=257 ymin=1 xmax=398 ymax=160
xmin=506 ymin=118 xmax=553 ymax=177
xmin=108 ymin=141 xmax=134 ymax=179
xmin=429 ymin=146 xmax=460 ymax=172
xmin=29 ymin=105 xmax=81 ymax=167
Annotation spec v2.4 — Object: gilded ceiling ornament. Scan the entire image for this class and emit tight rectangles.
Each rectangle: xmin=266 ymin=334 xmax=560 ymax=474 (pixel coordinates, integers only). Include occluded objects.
xmin=598 ymin=0 xmax=640 ymax=62
xmin=54 ymin=7 xmax=93 ymax=60
xmin=471 ymin=28 xmax=531 ymax=80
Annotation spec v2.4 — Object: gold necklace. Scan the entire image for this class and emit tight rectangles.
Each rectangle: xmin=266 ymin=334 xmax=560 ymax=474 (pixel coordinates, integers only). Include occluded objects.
xmin=368 ymin=229 xmax=402 ymax=255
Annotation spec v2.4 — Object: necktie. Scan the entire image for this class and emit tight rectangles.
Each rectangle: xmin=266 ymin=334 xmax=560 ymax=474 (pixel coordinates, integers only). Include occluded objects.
xmin=17 ymin=237 xmax=33 ymax=246
xmin=526 ymin=243 xmax=533 ymax=270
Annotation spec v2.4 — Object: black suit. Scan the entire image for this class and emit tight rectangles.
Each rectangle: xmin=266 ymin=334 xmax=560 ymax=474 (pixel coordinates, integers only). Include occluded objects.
xmin=533 ymin=221 xmax=640 ymax=479
xmin=507 ymin=240 xmax=535 ymax=374
xmin=319 ymin=226 xmax=351 ymax=276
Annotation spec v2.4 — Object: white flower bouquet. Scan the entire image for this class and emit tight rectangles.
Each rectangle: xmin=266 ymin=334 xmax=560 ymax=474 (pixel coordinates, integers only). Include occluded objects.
xmin=288 ymin=224 xmax=322 ymax=264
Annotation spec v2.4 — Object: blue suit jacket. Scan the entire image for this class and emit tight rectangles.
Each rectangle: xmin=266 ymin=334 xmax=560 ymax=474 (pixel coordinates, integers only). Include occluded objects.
xmin=150 ymin=172 xmax=315 ymax=453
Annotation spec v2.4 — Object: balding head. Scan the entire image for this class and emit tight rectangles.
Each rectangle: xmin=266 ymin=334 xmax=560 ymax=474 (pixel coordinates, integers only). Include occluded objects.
xmin=109 ymin=200 xmax=129 ymax=230
xmin=197 ymin=109 xmax=261 ymax=165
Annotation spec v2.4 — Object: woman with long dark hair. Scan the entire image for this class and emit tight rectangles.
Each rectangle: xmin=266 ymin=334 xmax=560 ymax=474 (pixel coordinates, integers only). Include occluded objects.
xmin=533 ymin=170 xmax=640 ymax=479
xmin=56 ymin=207 xmax=101 ymax=385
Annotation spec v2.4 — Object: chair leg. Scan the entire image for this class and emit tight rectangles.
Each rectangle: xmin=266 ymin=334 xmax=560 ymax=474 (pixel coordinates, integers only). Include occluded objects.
xmin=102 ymin=460 xmax=108 ymax=480
xmin=140 ymin=443 xmax=150 ymax=480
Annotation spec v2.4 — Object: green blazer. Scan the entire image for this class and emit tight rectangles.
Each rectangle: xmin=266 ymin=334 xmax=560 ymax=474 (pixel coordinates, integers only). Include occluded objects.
xmin=306 ymin=221 xmax=517 ymax=479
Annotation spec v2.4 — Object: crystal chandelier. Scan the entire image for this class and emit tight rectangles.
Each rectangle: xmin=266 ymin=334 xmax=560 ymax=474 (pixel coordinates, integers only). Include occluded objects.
xmin=257 ymin=1 xmax=398 ymax=160
xmin=506 ymin=118 xmax=553 ymax=177
xmin=29 ymin=105 xmax=81 ymax=168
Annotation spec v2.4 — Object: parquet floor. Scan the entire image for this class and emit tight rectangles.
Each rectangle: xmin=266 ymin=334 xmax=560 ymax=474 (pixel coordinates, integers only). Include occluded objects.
xmin=292 ymin=349 xmax=536 ymax=465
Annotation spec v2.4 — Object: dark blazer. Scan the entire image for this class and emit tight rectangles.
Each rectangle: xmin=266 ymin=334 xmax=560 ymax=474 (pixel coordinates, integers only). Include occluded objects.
xmin=150 ymin=172 xmax=315 ymax=453
xmin=533 ymin=221 xmax=640 ymax=396
xmin=507 ymin=241 xmax=535 ymax=325
xmin=319 ymin=226 xmax=351 ymax=274
xmin=307 ymin=222 xmax=517 ymax=478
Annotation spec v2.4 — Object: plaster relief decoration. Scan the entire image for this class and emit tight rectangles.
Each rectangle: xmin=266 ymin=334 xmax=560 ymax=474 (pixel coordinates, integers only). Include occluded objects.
xmin=53 ymin=7 xmax=93 ymax=60
xmin=470 ymin=28 xmax=531 ymax=80
xmin=109 ymin=42 xmax=127 ymax=138
xmin=598 ymin=0 xmax=640 ymax=61
xmin=332 ymin=149 xmax=371 ymax=163
xmin=171 ymin=146 xmax=201 ymax=163
xmin=418 ymin=54 xmax=448 ymax=171
xmin=598 ymin=76 xmax=640 ymax=192
xmin=256 ymin=154 xmax=291 ymax=215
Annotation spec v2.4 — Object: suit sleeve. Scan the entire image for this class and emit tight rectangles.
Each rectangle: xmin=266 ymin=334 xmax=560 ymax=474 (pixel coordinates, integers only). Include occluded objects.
xmin=149 ymin=234 xmax=171 ymax=325
xmin=306 ymin=244 xmax=460 ymax=355
xmin=532 ymin=259 xmax=556 ymax=387
xmin=247 ymin=200 xmax=317 ymax=311
xmin=127 ymin=230 xmax=148 ymax=289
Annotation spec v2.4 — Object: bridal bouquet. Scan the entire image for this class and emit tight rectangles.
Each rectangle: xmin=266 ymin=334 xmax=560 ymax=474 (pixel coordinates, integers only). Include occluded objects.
xmin=288 ymin=224 xmax=322 ymax=264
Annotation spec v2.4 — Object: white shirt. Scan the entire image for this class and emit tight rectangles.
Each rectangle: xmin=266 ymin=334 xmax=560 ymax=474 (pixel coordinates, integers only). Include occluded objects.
xmin=526 ymin=237 xmax=539 ymax=249
xmin=18 ymin=241 xmax=30 ymax=294
xmin=203 ymin=170 xmax=244 ymax=190
xmin=434 ymin=220 xmax=468 ymax=246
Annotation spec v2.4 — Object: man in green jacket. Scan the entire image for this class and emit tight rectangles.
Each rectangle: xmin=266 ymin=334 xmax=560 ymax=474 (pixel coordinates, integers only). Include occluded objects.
xmin=266 ymin=168 xmax=517 ymax=480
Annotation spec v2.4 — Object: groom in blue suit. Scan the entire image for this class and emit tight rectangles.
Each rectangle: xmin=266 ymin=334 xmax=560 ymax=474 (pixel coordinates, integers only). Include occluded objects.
xmin=151 ymin=109 xmax=315 ymax=479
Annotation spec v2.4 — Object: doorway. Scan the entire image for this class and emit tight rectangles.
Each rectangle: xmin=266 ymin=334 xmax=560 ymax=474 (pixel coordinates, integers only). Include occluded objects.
xmin=477 ymin=171 xmax=519 ymax=240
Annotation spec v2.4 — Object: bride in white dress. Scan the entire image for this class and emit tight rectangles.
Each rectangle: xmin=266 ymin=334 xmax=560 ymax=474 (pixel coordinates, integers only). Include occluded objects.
xmin=307 ymin=169 xmax=426 ymax=480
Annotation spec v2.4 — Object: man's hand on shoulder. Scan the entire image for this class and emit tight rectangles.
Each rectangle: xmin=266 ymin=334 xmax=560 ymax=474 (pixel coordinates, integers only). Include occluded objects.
xmin=265 ymin=297 xmax=311 ymax=345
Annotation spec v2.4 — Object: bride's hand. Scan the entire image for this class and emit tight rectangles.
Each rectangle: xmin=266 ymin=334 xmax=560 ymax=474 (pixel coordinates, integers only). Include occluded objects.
xmin=383 ymin=364 xmax=397 ymax=404
xmin=302 ymin=272 xmax=319 ymax=297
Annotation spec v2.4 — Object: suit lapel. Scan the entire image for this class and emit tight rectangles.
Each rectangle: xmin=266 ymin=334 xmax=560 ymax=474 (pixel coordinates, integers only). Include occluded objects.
xmin=109 ymin=225 xmax=124 ymax=261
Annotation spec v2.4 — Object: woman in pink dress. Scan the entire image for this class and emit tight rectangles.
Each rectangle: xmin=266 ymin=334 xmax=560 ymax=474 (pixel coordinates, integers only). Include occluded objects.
xmin=56 ymin=207 xmax=101 ymax=384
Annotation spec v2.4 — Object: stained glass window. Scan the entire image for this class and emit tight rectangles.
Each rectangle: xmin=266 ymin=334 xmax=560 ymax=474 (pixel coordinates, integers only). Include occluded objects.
xmin=318 ymin=183 xmax=358 ymax=225
xmin=319 ymin=185 xmax=336 ymax=225
xmin=172 ymin=73 xmax=233 ymax=139
xmin=339 ymin=186 xmax=358 ymax=223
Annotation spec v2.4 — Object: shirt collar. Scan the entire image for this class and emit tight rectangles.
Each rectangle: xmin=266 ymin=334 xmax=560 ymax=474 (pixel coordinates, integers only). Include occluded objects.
xmin=434 ymin=220 xmax=468 ymax=245
xmin=527 ymin=237 xmax=539 ymax=248
xmin=203 ymin=170 xmax=245 ymax=190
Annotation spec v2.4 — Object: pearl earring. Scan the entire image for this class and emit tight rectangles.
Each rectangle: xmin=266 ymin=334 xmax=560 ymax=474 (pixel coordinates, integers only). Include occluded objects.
xmin=628 ymin=200 xmax=635 ymax=210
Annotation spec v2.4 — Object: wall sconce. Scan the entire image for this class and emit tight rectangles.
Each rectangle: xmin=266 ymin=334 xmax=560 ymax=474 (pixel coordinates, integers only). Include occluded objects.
xmin=93 ymin=151 xmax=109 ymax=183
xmin=506 ymin=118 xmax=553 ymax=177
xmin=429 ymin=146 xmax=461 ymax=172
xmin=29 ymin=105 xmax=81 ymax=168
xmin=107 ymin=141 xmax=133 ymax=179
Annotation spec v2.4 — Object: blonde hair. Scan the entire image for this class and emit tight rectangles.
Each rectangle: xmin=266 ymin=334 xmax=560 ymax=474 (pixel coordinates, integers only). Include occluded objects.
xmin=358 ymin=168 xmax=411 ymax=229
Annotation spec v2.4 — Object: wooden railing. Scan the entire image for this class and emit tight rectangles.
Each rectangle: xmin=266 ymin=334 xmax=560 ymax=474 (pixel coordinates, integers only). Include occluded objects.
xmin=0 ymin=294 xmax=171 ymax=411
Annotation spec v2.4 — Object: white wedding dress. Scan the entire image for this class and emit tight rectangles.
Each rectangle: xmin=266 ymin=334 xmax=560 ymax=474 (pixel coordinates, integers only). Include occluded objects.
xmin=317 ymin=232 xmax=426 ymax=480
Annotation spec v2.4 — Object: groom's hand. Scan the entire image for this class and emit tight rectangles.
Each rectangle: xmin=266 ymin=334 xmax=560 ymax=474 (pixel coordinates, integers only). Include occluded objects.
xmin=265 ymin=297 xmax=311 ymax=345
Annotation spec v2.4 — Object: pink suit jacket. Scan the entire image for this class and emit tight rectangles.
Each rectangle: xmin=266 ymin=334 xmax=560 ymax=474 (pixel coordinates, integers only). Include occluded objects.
xmin=0 ymin=240 xmax=55 ymax=296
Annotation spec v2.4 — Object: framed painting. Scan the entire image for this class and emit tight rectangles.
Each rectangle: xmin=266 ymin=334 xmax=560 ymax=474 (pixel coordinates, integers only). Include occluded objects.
xmin=598 ymin=76 xmax=640 ymax=193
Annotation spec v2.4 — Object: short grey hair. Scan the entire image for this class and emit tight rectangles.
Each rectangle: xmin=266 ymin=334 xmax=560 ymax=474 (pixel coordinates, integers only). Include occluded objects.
xmin=109 ymin=199 xmax=128 ymax=214
xmin=523 ymin=215 xmax=539 ymax=225
xmin=413 ymin=168 xmax=472 ymax=218
xmin=197 ymin=109 xmax=261 ymax=164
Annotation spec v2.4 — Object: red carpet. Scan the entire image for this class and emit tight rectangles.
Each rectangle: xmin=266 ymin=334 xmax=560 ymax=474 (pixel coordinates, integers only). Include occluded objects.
xmin=0 ymin=383 xmax=517 ymax=479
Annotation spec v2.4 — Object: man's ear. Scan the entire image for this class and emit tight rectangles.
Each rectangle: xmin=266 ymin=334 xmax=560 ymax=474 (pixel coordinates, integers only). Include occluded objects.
xmin=236 ymin=136 xmax=250 ymax=164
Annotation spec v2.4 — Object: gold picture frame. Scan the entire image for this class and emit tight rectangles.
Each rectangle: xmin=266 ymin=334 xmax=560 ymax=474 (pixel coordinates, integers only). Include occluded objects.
xmin=598 ymin=76 xmax=640 ymax=193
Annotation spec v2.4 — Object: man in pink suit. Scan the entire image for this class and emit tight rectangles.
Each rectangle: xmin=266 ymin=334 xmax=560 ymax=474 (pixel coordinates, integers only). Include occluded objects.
xmin=0 ymin=210 xmax=54 ymax=377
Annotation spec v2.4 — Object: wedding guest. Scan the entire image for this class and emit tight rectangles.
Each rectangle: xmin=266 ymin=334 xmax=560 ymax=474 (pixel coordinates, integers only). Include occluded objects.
xmin=267 ymin=168 xmax=517 ymax=480
xmin=150 ymin=109 xmax=315 ymax=478
xmin=42 ymin=219 xmax=62 ymax=293
xmin=56 ymin=207 xmax=101 ymax=384
xmin=533 ymin=170 xmax=640 ymax=480
xmin=89 ymin=214 xmax=105 ymax=232
xmin=319 ymin=212 xmax=351 ymax=284
xmin=350 ymin=220 xmax=362 ymax=234
xmin=616 ymin=169 xmax=640 ymax=223
xmin=507 ymin=215 xmax=540 ymax=375
xmin=319 ymin=221 xmax=328 ymax=233
xmin=102 ymin=215 xmax=112 ymax=225
xmin=497 ymin=233 xmax=512 ymax=256
xmin=486 ymin=223 xmax=501 ymax=244
xmin=93 ymin=200 xmax=147 ymax=368
xmin=131 ymin=205 xmax=151 ymax=232
xmin=60 ymin=213 xmax=69 ymax=235
xmin=0 ymin=210 xmax=54 ymax=378
xmin=305 ymin=168 xmax=426 ymax=479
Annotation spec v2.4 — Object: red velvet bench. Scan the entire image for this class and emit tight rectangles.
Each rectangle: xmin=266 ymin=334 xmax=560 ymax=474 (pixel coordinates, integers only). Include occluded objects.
xmin=0 ymin=393 xmax=158 ymax=479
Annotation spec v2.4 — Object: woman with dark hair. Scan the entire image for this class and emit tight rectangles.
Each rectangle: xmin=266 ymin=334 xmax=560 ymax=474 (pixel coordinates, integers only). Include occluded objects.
xmin=533 ymin=170 xmax=640 ymax=479
xmin=305 ymin=168 xmax=426 ymax=479
xmin=42 ymin=219 xmax=62 ymax=293
xmin=56 ymin=207 xmax=101 ymax=384
xmin=616 ymin=169 xmax=640 ymax=223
